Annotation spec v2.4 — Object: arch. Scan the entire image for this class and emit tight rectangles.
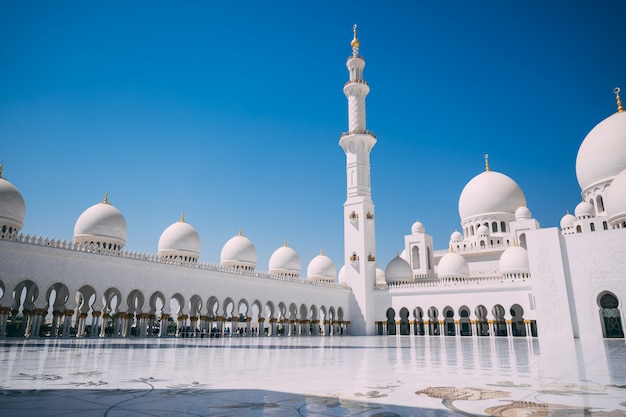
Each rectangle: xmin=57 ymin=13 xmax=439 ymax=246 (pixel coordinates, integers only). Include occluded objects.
xmin=475 ymin=305 xmax=489 ymax=336
xmin=413 ymin=307 xmax=425 ymax=335
xmin=206 ymin=296 xmax=220 ymax=318
xmin=597 ymin=195 xmax=605 ymax=213
xmin=576 ymin=225 xmax=582 ymax=233
xmin=443 ymin=306 xmax=455 ymax=336
xmin=458 ymin=305 xmax=472 ymax=336
xmin=386 ymin=308 xmax=396 ymax=335
xmin=500 ymin=221 xmax=506 ymax=232
xmin=126 ymin=290 xmax=145 ymax=315
xmin=519 ymin=233 xmax=527 ymax=249
xmin=427 ymin=247 xmax=432 ymax=270
xmin=411 ymin=246 xmax=420 ymax=269
xmin=189 ymin=295 xmax=203 ymax=317
xmin=149 ymin=292 xmax=167 ymax=315
xmin=598 ymin=292 xmax=624 ymax=338
xmin=76 ymin=285 xmax=97 ymax=314
xmin=428 ymin=306 xmax=439 ymax=336
xmin=399 ymin=307 xmax=410 ymax=335
xmin=492 ymin=304 xmax=507 ymax=336
xmin=509 ymin=304 xmax=526 ymax=336
xmin=492 ymin=221 xmax=498 ymax=233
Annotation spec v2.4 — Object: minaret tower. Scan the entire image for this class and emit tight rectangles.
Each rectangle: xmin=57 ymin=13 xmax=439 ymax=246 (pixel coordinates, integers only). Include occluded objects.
xmin=339 ymin=25 xmax=377 ymax=336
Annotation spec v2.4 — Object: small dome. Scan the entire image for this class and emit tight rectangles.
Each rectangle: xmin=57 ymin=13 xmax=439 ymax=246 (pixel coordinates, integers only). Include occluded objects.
xmin=477 ymin=224 xmax=490 ymax=236
xmin=437 ymin=252 xmax=469 ymax=279
xmin=307 ymin=252 xmax=336 ymax=282
xmin=606 ymin=168 xmax=626 ymax=226
xmin=376 ymin=266 xmax=386 ymax=285
xmin=450 ymin=230 xmax=463 ymax=242
xmin=384 ymin=256 xmax=413 ymax=284
xmin=576 ymin=111 xmax=626 ymax=193
xmin=499 ymin=245 xmax=530 ymax=275
xmin=338 ymin=265 xmax=347 ymax=284
xmin=458 ymin=170 xmax=526 ymax=222
xmin=515 ymin=206 xmax=532 ymax=220
xmin=560 ymin=212 xmax=576 ymax=229
xmin=74 ymin=195 xmax=127 ymax=248
xmin=269 ymin=243 xmax=301 ymax=276
xmin=220 ymin=231 xmax=257 ymax=269
xmin=158 ymin=217 xmax=201 ymax=261
xmin=0 ymin=171 xmax=25 ymax=234
xmin=411 ymin=220 xmax=425 ymax=234
xmin=574 ymin=201 xmax=594 ymax=219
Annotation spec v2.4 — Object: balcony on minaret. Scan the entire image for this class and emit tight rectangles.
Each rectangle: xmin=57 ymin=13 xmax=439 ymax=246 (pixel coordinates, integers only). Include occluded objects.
xmin=349 ymin=211 xmax=359 ymax=225
xmin=367 ymin=253 xmax=376 ymax=263
xmin=350 ymin=252 xmax=360 ymax=266
xmin=366 ymin=212 xmax=374 ymax=221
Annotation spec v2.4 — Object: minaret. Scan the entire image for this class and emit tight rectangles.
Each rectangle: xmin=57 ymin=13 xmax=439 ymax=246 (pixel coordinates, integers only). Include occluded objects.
xmin=339 ymin=25 xmax=377 ymax=336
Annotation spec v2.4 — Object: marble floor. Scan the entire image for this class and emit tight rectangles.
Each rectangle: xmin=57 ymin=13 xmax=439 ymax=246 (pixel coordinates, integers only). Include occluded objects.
xmin=0 ymin=336 xmax=625 ymax=416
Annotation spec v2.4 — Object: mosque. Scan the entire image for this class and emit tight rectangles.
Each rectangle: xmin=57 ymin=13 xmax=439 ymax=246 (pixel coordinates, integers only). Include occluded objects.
xmin=0 ymin=27 xmax=624 ymax=342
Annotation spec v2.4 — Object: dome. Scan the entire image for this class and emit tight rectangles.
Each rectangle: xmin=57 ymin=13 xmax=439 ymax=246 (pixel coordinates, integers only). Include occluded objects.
xmin=411 ymin=220 xmax=425 ymax=234
xmin=574 ymin=201 xmax=594 ymax=218
xmin=306 ymin=252 xmax=336 ymax=282
xmin=515 ymin=206 xmax=532 ymax=220
xmin=74 ymin=195 xmax=127 ymax=248
xmin=437 ymin=252 xmax=469 ymax=279
xmin=376 ymin=266 xmax=386 ymax=285
xmin=575 ymin=111 xmax=626 ymax=193
xmin=384 ymin=256 xmax=413 ymax=284
xmin=477 ymin=224 xmax=490 ymax=236
xmin=0 ymin=171 xmax=25 ymax=234
xmin=458 ymin=170 xmax=526 ymax=222
xmin=560 ymin=212 xmax=575 ymax=229
xmin=450 ymin=230 xmax=463 ymax=242
xmin=220 ymin=231 xmax=257 ymax=269
xmin=499 ymin=245 xmax=530 ymax=275
xmin=158 ymin=217 xmax=201 ymax=261
xmin=606 ymin=168 xmax=626 ymax=226
xmin=338 ymin=265 xmax=347 ymax=284
xmin=268 ymin=243 xmax=301 ymax=276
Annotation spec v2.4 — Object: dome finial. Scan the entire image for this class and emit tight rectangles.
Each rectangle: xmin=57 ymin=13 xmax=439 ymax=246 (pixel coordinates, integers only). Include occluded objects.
xmin=238 ymin=227 xmax=243 ymax=236
xmin=320 ymin=247 xmax=323 ymax=255
xmin=283 ymin=238 xmax=287 ymax=247
xmin=0 ymin=164 xmax=3 ymax=179
xmin=614 ymin=87 xmax=624 ymax=112
xmin=351 ymin=24 xmax=360 ymax=55
xmin=103 ymin=192 xmax=109 ymax=204
xmin=484 ymin=154 xmax=490 ymax=172
xmin=449 ymin=244 xmax=455 ymax=253
xmin=180 ymin=211 xmax=185 ymax=222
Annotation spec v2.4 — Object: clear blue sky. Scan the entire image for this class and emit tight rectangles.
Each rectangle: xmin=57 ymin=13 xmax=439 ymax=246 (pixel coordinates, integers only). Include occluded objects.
xmin=1 ymin=1 xmax=625 ymax=272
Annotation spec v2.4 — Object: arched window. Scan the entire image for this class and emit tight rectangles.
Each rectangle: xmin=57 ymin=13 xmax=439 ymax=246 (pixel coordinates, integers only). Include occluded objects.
xmin=599 ymin=292 xmax=624 ymax=338
xmin=411 ymin=246 xmax=420 ymax=269
xmin=519 ymin=233 xmax=527 ymax=249
xmin=470 ymin=225 xmax=475 ymax=236
xmin=492 ymin=221 xmax=498 ymax=232
xmin=597 ymin=195 xmax=605 ymax=212
xmin=576 ymin=225 xmax=582 ymax=233
xmin=427 ymin=247 xmax=432 ymax=269
xmin=500 ymin=221 xmax=506 ymax=232
xmin=590 ymin=223 xmax=595 ymax=232
xmin=603 ymin=221 xmax=608 ymax=230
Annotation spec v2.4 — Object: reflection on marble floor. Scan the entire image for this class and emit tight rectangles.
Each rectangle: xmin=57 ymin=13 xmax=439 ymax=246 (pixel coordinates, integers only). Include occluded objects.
xmin=0 ymin=336 xmax=625 ymax=416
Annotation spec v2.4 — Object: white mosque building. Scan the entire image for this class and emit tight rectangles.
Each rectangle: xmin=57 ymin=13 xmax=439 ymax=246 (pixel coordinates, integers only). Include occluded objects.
xmin=0 ymin=27 xmax=624 ymax=341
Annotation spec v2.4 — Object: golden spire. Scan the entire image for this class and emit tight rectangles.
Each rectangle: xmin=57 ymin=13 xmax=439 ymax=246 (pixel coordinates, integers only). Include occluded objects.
xmin=103 ymin=192 xmax=109 ymax=204
xmin=484 ymin=154 xmax=490 ymax=172
xmin=283 ymin=238 xmax=287 ymax=247
xmin=614 ymin=87 xmax=624 ymax=112
xmin=320 ymin=248 xmax=323 ymax=255
xmin=0 ymin=164 xmax=3 ymax=179
xmin=238 ymin=227 xmax=243 ymax=236
xmin=180 ymin=211 xmax=185 ymax=222
xmin=449 ymin=244 xmax=454 ymax=253
xmin=351 ymin=24 xmax=360 ymax=51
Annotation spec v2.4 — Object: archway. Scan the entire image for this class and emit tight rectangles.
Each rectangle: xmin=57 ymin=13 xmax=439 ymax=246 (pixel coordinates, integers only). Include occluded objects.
xmin=399 ymin=307 xmax=410 ymax=335
xmin=492 ymin=304 xmax=507 ymax=336
xmin=386 ymin=308 xmax=396 ymax=335
xmin=509 ymin=304 xmax=526 ymax=336
xmin=428 ymin=306 xmax=439 ymax=336
xmin=443 ymin=306 xmax=455 ymax=336
xmin=475 ymin=305 xmax=489 ymax=336
xmin=413 ymin=307 xmax=424 ymax=335
xmin=459 ymin=306 xmax=471 ymax=336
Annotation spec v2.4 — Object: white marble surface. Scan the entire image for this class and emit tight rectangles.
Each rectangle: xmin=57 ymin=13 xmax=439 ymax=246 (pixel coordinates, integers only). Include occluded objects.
xmin=0 ymin=336 xmax=625 ymax=416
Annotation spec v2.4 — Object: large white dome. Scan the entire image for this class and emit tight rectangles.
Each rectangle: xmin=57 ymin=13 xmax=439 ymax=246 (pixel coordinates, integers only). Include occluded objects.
xmin=499 ymin=245 xmax=530 ymax=275
xmin=306 ymin=252 xmax=336 ymax=282
xmin=458 ymin=170 xmax=526 ymax=222
xmin=74 ymin=195 xmax=127 ymax=248
xmin=606 ymin=168 xmax=626 ymax=227
xmin=269 ymin=243 xmax=301 ymax=276
xmin=384 ymin=256 xmax=413 ymax=284
xmin=220 ymin=232 xmax=257 ymax=269
xmin=158 ymin=217 xmax=201 ymax=261
xmin=0 ymin=172 xmax=25 ymax=234
xmin=576 ymin=111 xmax=626 ymax=193
xmin=437 ymin=252 xmax=469 ymax=279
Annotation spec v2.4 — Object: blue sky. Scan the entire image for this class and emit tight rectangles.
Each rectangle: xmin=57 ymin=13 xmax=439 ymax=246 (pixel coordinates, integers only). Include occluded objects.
xmin=1 ymin=1 xmax=625 ymax=273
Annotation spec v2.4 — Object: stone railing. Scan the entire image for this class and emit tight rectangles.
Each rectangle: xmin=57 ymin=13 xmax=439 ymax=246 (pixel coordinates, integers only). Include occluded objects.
xmin=1 ymin=233 xmax=348 ymax=289
xmin=375 ymin=274 xmax=530 ymax=291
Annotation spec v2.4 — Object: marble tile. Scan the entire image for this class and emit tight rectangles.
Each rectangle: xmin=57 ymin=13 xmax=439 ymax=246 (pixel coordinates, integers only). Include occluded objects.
xmin=0 ymin=336 xmax=625 ymax=416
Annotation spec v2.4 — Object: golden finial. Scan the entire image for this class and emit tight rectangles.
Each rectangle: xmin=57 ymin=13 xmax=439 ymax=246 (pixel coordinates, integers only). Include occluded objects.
xmin=103 ymin=192 xmax=109 ymax=204
xmin=320 ymin=248 xmax=323 ymax=255
xmin=238 ymin=227 xmax=243 ymax=236
xmin=283 ymin=238 xmax=287 ymax=247
xmin=484 ymin=154 xmax=490 ymax=172
xmin=351 ymin=24 xmax=360 ymax=51
xmin=180 ymin=211 xmax=185 ymax=222
xmin=0 ymin=164 xmax=3 ymax=179
xmin=614 ymin=87 xmax=624 ymax=112
xmin=449 ymin=244 xmax=455 ymax=253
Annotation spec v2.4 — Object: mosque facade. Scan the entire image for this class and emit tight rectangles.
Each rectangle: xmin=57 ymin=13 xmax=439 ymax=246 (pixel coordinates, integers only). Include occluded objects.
xmin=0 ymin=28 xmax=625 ymax=341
